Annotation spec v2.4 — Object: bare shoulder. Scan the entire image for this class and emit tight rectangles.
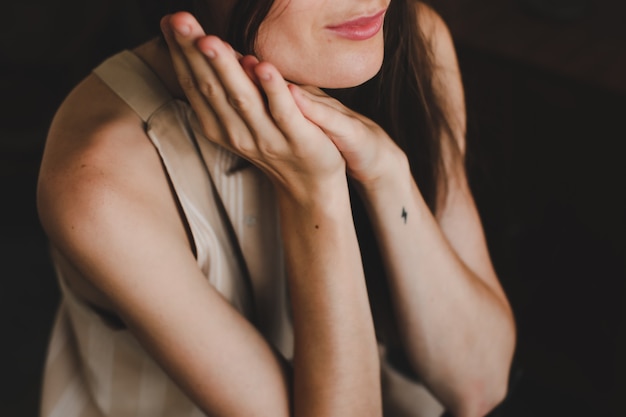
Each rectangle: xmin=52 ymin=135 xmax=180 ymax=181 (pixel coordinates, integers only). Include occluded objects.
xmin=414 ymin=1 xmax=457 ymax=68
xmin=414 ymin=1 xmax=466 ymax=150
xmin=37 ymin=72 xmax=189 ymax=290
xmin=413 ymin=3 xmax=449 ymax=41
xmin=39 ymin=72 xmax=155 ymax=235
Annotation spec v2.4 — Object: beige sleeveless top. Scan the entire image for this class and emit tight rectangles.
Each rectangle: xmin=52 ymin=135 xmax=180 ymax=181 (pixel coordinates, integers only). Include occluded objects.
xmin=40 ymin=51 xmax=443 ymax=417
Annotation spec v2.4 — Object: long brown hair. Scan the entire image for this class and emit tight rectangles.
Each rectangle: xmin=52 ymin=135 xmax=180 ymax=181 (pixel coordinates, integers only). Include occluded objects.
xmin=226 ymin=0 xmax=455 ymax=214
xmin=225 ymin=0 xmax=458 ymax=355
xmin=140 ymin=0 xmax=458 ymax=357
xmin=139 ymin=0 xmax=455 ymax=210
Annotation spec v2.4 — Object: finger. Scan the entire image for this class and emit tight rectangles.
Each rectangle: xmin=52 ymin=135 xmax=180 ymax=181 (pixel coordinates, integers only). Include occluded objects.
xmin=294 ymin=85 xmax=348 ymax=113
xmin=160 ymin=14 xmax=222 ymax=137
xmin=240 ymin=55 xmax=262 ymax=89
xmin=254 ymin=63 xmax=317 ymax=141
xmin=161 ymin=13 xmax=212 ymax=101
xmin=297 ymin=85 xmax=328 ymax=98
xmin=165 ymin=13 xmax=228 ymax=106
xmin=290 ymin=85 xmax=344 ymax=130
xmin=163 ymin=13 xmax=250 ymax=149
xmin=195 ymin=36 xmax=275 ymax=134
xmin=289 ymin=85 xmax=359 ymax=150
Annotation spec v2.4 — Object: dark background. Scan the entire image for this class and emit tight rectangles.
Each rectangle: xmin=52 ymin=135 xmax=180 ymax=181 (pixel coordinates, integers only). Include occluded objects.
xmin=1 ymin=0 xmax=624 ymax=416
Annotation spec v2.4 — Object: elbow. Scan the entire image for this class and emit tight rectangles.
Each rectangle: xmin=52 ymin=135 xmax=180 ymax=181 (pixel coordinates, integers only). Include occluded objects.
xmin=449 ymin=371 xmax=510 ymax=417
xmin=457 ymin=308 xmax=516 ymax=416
xmin=467 ymin=380 xmax=508 ymax=417
xmin=446 ymin=306 xmax=517 ymax=417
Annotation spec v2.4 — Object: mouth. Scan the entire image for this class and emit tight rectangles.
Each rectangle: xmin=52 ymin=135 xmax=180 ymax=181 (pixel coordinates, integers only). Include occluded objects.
xmin=325 ymin=9 xmax=386 ymax=41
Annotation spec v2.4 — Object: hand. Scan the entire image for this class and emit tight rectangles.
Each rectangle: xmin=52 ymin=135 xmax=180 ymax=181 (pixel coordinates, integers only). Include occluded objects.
xmin=160 ymin=12 xmax=346 ymax=201
xmin=289 ymin=85 xmax=408 ymax=188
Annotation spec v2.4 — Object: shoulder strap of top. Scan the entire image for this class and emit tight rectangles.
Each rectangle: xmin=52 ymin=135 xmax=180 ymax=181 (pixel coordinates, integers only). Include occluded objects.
xmin=93 ymin=49 xmax=255 ymax=316
xmin=93 ymin=50 xmax=172 ymax=122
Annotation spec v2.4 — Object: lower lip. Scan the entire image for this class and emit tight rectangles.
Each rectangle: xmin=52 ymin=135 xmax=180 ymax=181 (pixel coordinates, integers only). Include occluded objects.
xmin=326 ymin=11 xmax=385 ymax=41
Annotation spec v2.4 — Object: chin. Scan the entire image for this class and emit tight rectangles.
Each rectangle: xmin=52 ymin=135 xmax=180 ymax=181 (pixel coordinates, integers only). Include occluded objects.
xmin=283 ymin=52 xmax=384 ymax=89
xmin=323 ymin=66 xmax=382 ymax=89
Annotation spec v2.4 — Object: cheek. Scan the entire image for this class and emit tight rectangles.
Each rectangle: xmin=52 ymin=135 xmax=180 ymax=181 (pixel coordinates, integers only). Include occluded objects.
xmin=256 ymin=29 xmax=385 ymax=88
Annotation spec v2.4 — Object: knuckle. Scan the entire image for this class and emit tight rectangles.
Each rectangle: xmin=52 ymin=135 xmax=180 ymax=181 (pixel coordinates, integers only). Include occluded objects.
xmin=198 ymin=80 xmax=218 ymax=98
xmin=270 ymin=105 xmax=297 ymax=128
xmin=257 ymin=140 xmax=281 ymax=159
xmin=271 ymin=109 xmax=291 ymax=127
xmin=228 ymin=94 xmax=252 ymax=113
xmin=227 ymin=129 xmax=255 ymax=155
xmin=177 ymin=75 xmax=197 ymax=93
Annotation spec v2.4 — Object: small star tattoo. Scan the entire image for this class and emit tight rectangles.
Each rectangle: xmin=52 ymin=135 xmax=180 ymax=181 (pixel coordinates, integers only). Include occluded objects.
xmin=401 ymin=207 xmax=408 ymax=224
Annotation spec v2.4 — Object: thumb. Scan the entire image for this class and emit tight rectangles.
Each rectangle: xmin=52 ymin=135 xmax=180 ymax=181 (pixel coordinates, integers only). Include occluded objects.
xmin=288 ymin=85 xmax=358 ymax=152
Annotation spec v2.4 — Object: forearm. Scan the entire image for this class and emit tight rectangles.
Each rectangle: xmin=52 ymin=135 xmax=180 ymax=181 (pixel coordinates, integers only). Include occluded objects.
xmin=276 ymin=180 xmax=381 ymax=417
xmin=359 ymin=159 xmax=515 ymax=417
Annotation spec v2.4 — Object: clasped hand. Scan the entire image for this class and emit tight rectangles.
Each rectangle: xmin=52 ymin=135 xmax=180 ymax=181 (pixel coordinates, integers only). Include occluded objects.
xmin=161 ymin=13 xmax=401 ymax=199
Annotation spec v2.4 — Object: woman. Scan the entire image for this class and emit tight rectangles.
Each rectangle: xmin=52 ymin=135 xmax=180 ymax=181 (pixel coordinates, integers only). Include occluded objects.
xmin=37 ymin=0 xmax=516 ymax=416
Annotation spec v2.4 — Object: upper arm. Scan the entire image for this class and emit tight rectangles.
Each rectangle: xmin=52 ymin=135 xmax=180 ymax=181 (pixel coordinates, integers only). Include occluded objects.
xmin=416 ymin=3 xmax=508 ymax=301
xmin=37 ymin=84 xmax=292 ymax=416
xmin=417 ymin=2 xmax=466 ymax=152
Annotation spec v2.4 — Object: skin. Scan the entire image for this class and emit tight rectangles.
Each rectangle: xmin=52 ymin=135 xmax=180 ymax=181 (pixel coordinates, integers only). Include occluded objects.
xmin=37 ymin=1 xmax=516 ymax=417
xmin=254 ymin=0 xmax=388 ymax=87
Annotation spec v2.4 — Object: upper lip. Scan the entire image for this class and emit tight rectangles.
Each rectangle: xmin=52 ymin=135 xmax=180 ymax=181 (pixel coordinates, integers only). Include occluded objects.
xmin=326 ymin=9 xmax=387 ymax=29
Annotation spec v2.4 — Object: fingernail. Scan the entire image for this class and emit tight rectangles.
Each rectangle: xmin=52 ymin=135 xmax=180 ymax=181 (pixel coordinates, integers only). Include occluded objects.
xmin=174 ymin=24 xmax=191 ymax=36
xmin=260 ymin=71 xmax=271 ymax=81
xmin=204 ymin=48 xmax=217 ymax=59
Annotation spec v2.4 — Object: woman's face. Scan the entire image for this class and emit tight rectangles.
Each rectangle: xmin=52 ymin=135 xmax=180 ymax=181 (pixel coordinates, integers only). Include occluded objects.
xmin=255 ymin=0 xmax=391 ymax=88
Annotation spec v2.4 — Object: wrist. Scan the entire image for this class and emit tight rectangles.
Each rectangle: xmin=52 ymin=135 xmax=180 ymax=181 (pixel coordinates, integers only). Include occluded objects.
xmin=275 ymin=174 xmax=352 ymax=219
xmin=356 ymin=147 xmax=411 ymax=196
